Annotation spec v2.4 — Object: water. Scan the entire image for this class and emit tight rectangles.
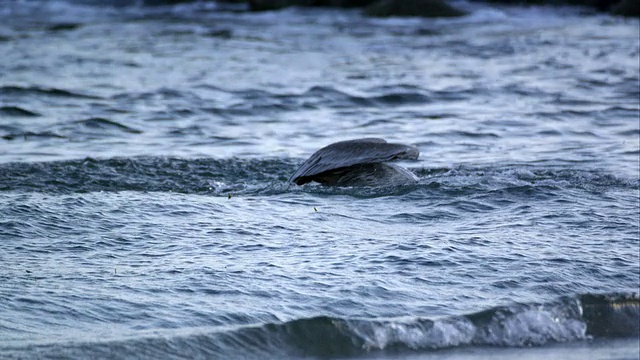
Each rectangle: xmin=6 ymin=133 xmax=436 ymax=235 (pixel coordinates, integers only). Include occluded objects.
xmin=0 ymin=1 xmax=639 ymax=358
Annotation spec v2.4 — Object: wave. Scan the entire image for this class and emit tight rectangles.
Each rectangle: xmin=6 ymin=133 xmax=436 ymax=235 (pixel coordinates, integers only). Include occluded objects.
xmin=1 ymin=118 xmax=143 ymax=141
xmin=200 ymin=84 xmax=494 ymax=117
xmin=4 ymin=293 xmax=637 ymax=359
xmin=0 ymin=85 xmax=102 ymax=100
xmin=0 ymin=106 xmax=41 ymax=117
xmin=0 ymin=157 xmax=635 ymax=195
xmin=0 ymin=157 xmax=294 ymax=195
xmin=1 ymin=131 xmax=68 ymax=141
xmin=72 ymin=117 xmax=143 ymax=134
xmin=193 ymin=84 xmax=456 ymax=114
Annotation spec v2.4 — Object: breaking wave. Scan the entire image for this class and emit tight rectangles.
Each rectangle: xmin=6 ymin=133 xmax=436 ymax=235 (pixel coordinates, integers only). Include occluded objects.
xmin=5 ymin=293 xmax=637 ymax=359
xmin=0 ymin=157 xmax=635 ymax=196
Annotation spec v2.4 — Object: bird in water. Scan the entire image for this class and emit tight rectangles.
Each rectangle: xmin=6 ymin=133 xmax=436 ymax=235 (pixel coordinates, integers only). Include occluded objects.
xmin=289 ymin=138 xmax=419 ymax=187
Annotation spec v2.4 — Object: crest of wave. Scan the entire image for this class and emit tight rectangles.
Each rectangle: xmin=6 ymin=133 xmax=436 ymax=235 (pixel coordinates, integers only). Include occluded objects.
xmin=340 ymin=299 xmax=587 ymax=350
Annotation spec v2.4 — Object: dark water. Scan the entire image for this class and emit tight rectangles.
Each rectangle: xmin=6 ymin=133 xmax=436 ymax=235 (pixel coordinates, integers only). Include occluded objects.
xmin=1 ymin=1 xmax=639 ymax=359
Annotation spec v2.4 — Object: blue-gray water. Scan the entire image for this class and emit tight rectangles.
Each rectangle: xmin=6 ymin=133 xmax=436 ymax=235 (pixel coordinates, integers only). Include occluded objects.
xmin=0 ymin=1 xmax=639 ymax=359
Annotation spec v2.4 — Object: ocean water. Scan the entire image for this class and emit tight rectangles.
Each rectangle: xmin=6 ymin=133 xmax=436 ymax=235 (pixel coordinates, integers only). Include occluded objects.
xmin=0 ymin=1 xmax=639 ymax=359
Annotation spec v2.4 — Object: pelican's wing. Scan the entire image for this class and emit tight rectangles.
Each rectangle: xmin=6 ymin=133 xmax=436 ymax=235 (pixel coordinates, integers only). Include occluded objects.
xmin=289 ymin=138 xmax=419 ymax=185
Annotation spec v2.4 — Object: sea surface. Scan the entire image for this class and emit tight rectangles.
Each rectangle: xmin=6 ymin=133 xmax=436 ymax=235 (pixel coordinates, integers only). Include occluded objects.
xmin=0 ymin=1 xmax=639 ymax=359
